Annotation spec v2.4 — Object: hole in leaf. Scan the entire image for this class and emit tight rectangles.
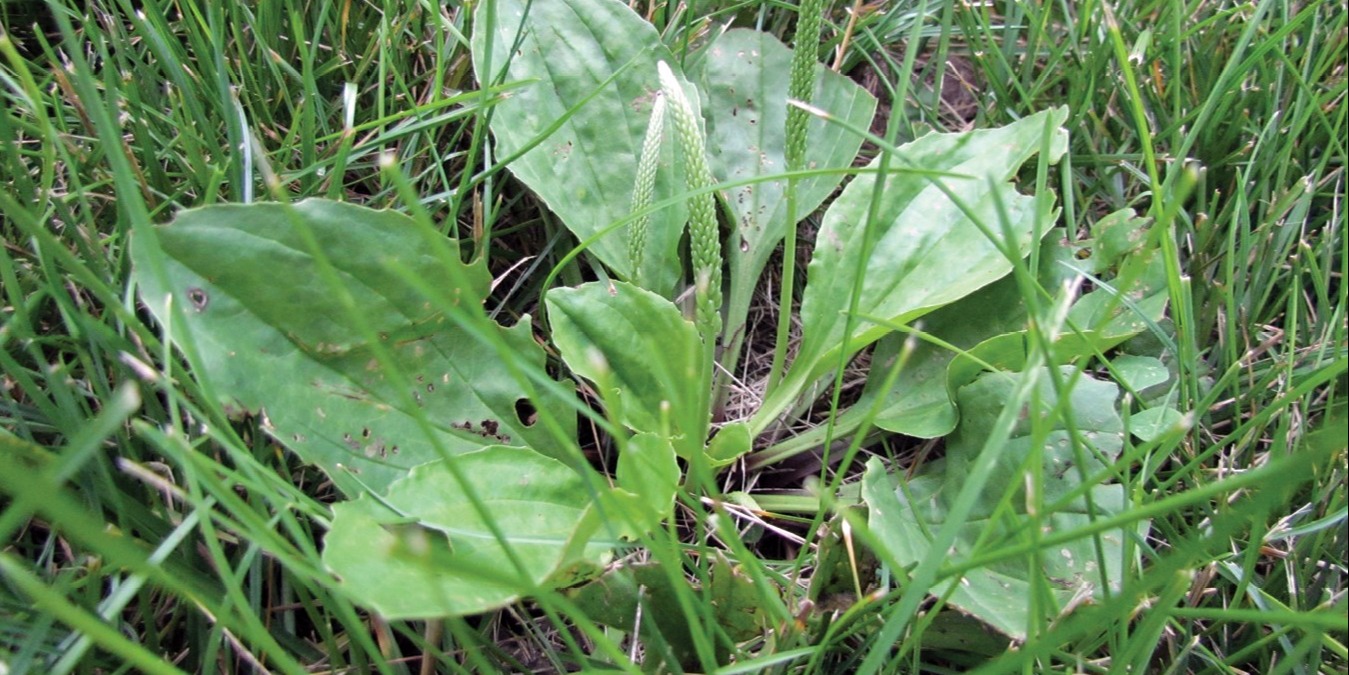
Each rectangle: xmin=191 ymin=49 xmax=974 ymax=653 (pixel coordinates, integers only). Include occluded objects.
xmin=186 ymin=287 xmax=208 ymax=312
xmin=514 ymin=398 xmax=538 ymax=427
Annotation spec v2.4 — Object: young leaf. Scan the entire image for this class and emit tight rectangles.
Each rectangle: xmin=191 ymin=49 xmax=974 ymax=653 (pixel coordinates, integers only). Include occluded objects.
xmin=863 ymin=367 xmax=1144 ymax=640
xmin=1111 ymin=355 xmax=1171 ymax=393
xmin=472 ymin=0 xmax=696 ymax=295
xmin=132 ymin=200 xmax=574 ymax=495
xmin=706 ymin=421 xmax=752 ymax=466
xmin=546 ymin=281 xmax=706 ymax=453
xmin=1127 ymin=406 xmax=1187 ymax=442
xmin=615 ymin=432 xmax=681 ymax=529
xmin=322 ymin=447 xmax=613 ymax=618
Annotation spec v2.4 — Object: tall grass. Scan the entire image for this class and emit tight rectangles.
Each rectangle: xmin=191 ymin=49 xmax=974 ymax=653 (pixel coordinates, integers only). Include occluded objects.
xmin=1 ymin=0 xmax=1344 ymax=672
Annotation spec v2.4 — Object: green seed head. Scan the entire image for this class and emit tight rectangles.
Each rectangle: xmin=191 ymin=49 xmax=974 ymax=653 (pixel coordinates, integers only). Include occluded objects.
xmin=787 ymin=0 xmax=825 ymax=173
xmin=658 ymin=61 xmax=723 ymax=343
xmin=628 ymin=93 xmax=668 ymax=287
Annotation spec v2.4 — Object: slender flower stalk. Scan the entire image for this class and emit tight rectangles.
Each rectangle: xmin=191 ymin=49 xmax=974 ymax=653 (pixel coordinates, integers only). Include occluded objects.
xmin=766 ymin=0 xmax=826 ymax=392
xmin=628 ymin=93 xmax=667 ymax=288
xmin=657 ymin=61 xmax=722 ymax=345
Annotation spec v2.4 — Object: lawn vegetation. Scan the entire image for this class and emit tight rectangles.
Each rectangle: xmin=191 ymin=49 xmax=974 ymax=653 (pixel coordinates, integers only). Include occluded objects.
xmin=1 ymin=0 xmax=1344 ymax=673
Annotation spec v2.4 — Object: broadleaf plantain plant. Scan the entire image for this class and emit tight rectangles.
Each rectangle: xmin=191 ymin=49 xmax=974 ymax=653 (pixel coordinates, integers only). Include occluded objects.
xmin=131 ymin=0 xmax=1162 ymax=647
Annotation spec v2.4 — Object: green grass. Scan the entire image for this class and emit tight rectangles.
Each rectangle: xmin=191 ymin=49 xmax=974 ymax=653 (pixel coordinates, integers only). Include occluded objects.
xmin=2 ymin=0 xmax=1345 ymax=672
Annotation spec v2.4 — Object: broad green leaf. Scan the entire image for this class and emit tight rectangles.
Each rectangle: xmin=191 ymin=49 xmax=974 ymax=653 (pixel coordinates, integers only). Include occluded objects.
xmin=863 ymin=367 xmax=1144 ymax=640
xmin=1111 ymin=354 xmax=1170 ymax=393
xmin=939 ymin=211 xmax=1167 ymax=389
xmin=472 ymin=0 xmax=695 ymax=295
xmin=323 ymin=447 xmax=612 ymax=618
xmin=862 ymin=231 xmax=1083 ymax=437
xmin=756 ymin=234 xmax=1080 ymax=462
xmin=1127 ymin=406 xmax=1187 ymax=442
xmin=547 ymin=281 xmax=705 ymax=450
xmin=865 ymin=262 xmax=1042 ymax=438
xmin=798 ymin=108 xmax=1069 ymax=373
xmin=706 ymin=421 xmax=752 ymax=465
xmin=615 ymin=432 xmax=680 ymax=529
xmin=132 ymin=200 xmax=574 ymax=495
xmin=869 ymin=210 xmax=1168 ymax=438
xmin=693 ymin=29 xmax=877 ymax=344
xmin=1084 ymin=208 xmax=1153 ymax=273
xmin=756 ymin=212 xmax=1168 ymax=466
xmin=754 ymin=108 xmax=1069 ymax=432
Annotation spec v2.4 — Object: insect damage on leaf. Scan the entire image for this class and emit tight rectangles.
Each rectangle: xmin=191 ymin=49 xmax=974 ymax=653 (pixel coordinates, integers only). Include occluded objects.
xmin=186 ymin=287 xmax=209 ymax=311
xmin=451 ymin=419 xmax=511 ymax=444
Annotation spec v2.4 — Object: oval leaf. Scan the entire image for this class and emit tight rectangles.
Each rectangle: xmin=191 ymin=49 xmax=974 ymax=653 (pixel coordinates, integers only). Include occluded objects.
xmin=797 ymin=108 xmax=1070 ymax=378
xmin=547 ymin=281 xmax=705 ymax=445
xmin=323 ymin=446 xmax=610 ymax=618
xmin=132 ymin=200 xmax=574 ymax=495
xmin=863 ymin=367 xmax=1144 ymax=640
xmin=472 ymin=0 xmax=696 ymax=294
xmin=752 ymin=109 xmax=1070 ymax=432
xmin=615 ymin=432 xmax=681 ymax=529
xmin=1127 ymin=406 xmax=1187 ymax=442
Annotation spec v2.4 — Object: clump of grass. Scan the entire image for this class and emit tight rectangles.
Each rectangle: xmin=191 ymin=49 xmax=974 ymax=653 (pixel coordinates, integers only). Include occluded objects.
xmin=1 ymin=0 xmax=1344 ymax=673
